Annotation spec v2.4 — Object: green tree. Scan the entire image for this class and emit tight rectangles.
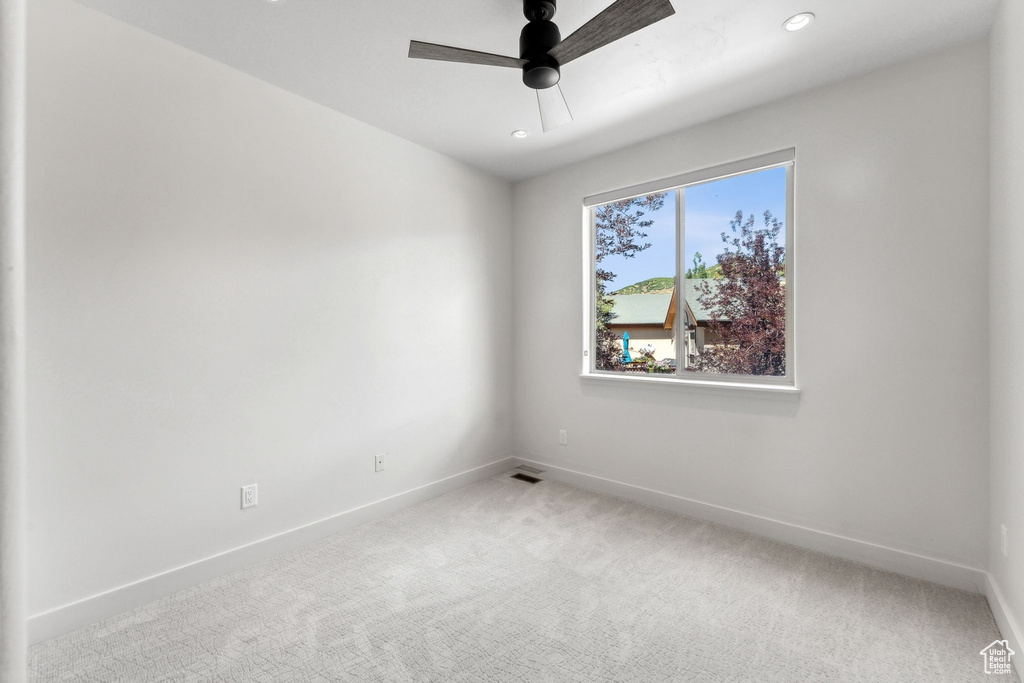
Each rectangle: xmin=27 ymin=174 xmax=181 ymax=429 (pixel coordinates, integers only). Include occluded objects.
xmin=685 ymin=252 xmax=723 ymax=279
xmin=594 ymin=194 xmax=666 ymax=370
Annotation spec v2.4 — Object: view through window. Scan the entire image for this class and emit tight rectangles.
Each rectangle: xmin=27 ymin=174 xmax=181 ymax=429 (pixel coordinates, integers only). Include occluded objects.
xmin=591 ymin=158 xmax=791 ymax=382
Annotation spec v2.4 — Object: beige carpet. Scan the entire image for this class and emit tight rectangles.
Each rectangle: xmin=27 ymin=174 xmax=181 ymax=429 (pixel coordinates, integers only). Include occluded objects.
xmin=29 ymin=469 xmax=1017 ymax=682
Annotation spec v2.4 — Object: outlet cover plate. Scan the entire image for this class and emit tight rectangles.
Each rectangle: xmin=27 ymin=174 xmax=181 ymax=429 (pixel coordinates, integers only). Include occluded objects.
xmin=375 ymin=453 xmax=386 ymax=472
xmin=241 ymin=484 xmax=258 ymax=509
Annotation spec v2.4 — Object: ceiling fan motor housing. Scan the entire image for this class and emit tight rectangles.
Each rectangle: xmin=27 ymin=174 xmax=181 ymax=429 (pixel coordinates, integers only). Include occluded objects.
xmin=521 ymin=1 xmax=561 ymax=89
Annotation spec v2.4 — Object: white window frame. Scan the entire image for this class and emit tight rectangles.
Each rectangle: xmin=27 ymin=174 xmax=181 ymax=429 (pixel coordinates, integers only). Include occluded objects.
xmin=580 ymin=149 xmax=798 ymax=393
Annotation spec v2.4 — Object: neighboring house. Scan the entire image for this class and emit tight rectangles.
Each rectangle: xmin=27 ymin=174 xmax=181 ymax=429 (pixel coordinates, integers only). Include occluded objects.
xmin=606 ymin=279 xmax=728 ymax=365
xmin=606 ymin=292 xmax=675 ymax=362
xmin=666 ymin=279 xmax=728 ymax=367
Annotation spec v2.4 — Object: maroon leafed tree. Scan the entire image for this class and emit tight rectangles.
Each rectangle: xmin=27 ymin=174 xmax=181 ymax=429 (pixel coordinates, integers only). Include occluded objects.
xmin=594 ymin=194 xmax=666 ymax=370
xmin=691 ymin=210 xmax=786 ymax=376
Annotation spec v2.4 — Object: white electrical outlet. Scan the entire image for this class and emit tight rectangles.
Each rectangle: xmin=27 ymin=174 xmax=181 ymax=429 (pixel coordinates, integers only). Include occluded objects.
xmin=559 ymin=429 xmax=567 ymax=445
xmin=375 ymin=453 xmax=386 ymax=472
xmin=1001 ymin=524 xmax=1008 ymax=558
xmin=241 ymin=484 xmax=258 ymax=509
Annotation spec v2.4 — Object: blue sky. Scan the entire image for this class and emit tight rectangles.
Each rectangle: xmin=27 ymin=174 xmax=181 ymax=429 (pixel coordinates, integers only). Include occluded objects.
xmin=600 ymin=166 xmax=787 ymax=291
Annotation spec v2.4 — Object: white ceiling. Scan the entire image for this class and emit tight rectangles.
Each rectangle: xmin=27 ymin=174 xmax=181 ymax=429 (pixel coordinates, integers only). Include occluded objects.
xmin=76 ymin=0 xmax=998 ymax=181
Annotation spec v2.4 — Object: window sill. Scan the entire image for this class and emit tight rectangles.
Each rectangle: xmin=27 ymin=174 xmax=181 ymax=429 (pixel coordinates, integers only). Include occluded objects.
xmin=579 ymin=371 xmax=800 ymax=396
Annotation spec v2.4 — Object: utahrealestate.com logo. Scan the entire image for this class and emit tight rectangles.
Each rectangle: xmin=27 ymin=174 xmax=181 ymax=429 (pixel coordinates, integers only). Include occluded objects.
xmin=980 ymin=640 xmax=1016 ymax=675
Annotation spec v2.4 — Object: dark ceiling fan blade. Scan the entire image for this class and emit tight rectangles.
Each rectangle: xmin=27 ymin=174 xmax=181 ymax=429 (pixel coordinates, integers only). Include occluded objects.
xmin=409 ymin=40 xmax=527 ymax=69
xmin=537 ymin=83 xmax=573 ymax=132
xmin=549 ymin=0 xmax=675 ymax=66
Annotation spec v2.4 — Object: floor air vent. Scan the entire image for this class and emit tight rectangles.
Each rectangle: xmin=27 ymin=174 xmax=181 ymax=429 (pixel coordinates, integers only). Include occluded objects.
xmin=511 ymin=472 xmax=542 ymax=484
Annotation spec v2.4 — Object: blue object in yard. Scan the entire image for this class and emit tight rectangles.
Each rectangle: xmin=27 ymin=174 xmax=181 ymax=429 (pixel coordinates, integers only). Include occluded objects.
xmin=622 ymin=331 xmax=631 ymax=363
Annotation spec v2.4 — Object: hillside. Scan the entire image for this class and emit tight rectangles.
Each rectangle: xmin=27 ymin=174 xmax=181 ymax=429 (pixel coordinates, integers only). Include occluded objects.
xmin=612 ymin=277 xmax=674 ymax=295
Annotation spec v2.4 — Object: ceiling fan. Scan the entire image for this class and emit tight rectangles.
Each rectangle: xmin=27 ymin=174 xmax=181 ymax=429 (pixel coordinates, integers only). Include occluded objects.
xmin=409 ymin=0 xmax=676 ymax=132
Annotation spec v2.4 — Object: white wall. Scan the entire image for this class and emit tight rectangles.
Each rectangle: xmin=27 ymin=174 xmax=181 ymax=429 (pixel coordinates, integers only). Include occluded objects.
xmin=513 ymin=42 xmax=991 ymax=570
xmin=26 ymin=0 xmax=513 ymax=617
xmin=989 ymin=0 xmax=1024 ymax=653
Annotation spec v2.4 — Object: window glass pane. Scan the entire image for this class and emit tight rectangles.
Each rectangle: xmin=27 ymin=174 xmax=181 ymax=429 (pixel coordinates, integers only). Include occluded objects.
xmin=682 ymin=167 xmax=788 ymax=376
xmin=593 ymin=192 xmax=676 ymax=374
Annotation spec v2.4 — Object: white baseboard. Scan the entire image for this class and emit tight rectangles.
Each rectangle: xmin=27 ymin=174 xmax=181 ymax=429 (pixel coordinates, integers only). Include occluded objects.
xmin=515 ymin=457 xmax=988 ymax=594
xmin=986 ymin=573 xmax=1023 ymax=667
xmin=29 ymin=456 xmax=516 ymax=645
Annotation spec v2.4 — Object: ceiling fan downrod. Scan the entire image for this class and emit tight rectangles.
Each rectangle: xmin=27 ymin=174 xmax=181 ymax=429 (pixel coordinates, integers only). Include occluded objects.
xmin=521 ymin=0 xmax=561 ymax=89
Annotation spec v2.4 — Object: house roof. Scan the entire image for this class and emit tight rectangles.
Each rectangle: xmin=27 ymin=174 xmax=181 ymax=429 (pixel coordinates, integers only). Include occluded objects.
xmin=683 ymin=279 xmax=726 ymax=322
xmin=609 ymin=280 xmax=727 ymax=329
xmin=606 ymin=293 xmax=673 ymax=326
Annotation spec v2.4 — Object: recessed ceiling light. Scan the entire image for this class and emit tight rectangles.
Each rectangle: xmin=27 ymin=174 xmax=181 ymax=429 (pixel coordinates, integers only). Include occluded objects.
xmin=511 ymin=130 xmax=529 ymax=139
xmin=784 ymin=12 xmax=814 ymax=32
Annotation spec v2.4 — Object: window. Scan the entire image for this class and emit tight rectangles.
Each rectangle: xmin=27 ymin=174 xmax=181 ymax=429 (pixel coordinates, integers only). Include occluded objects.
xmin=583 ymin=149 xmax=795 ymax=389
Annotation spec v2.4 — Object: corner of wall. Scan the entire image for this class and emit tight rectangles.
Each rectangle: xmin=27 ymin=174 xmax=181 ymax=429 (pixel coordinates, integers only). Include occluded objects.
xmin=988 ymin=0 xmax=1024 ymax=656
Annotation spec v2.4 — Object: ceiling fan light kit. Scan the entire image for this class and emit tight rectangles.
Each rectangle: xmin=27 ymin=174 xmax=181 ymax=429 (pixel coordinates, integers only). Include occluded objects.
xmin=409 ymin=0 xmax=676 ymax=132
